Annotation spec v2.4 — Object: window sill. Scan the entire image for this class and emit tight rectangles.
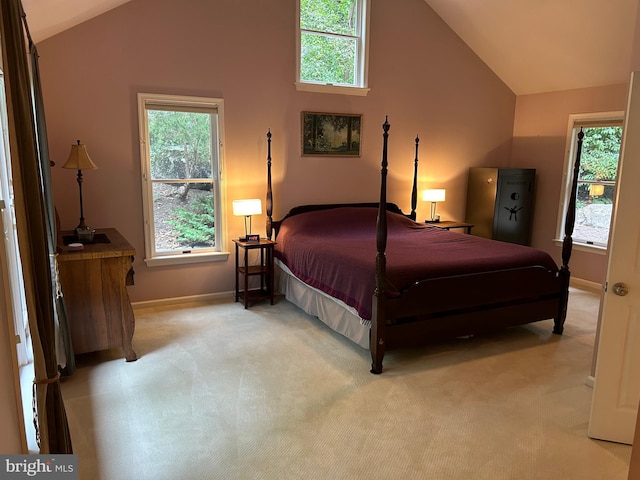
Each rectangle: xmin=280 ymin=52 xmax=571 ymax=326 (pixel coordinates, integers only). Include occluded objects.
xmin=553 ymin=239 xmax=607 ymax=256
xmin=144 ymin=251 xmax=230 ymax=267
xmin=295 ymin=82 xmax=370 ymax=97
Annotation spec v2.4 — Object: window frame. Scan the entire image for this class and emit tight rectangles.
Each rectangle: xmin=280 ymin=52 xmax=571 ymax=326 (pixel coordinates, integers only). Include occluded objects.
xmin=555 ymin=111 xmax=624 ymax=254
xmin=295 ymin=0 xmax=371 ymax=96
xmin=137 ymin=93 xmax=228 ymax=267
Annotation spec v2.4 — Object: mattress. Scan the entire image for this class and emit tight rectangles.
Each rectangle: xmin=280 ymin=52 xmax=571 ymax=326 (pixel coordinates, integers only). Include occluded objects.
xmin=274 ymin=206 xmax=559 ymax=321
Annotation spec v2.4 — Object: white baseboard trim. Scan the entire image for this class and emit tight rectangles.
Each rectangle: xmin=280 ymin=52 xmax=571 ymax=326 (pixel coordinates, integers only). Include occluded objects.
xmin=585 ymin=375 xmax=595 ymax=388
xmin=131 ymin=277 xmax=601 ymax=309
xmin=132 ymin=291 xmax=234 ymax=309
xmin=570 ymin=277 xmax=602 ymax=293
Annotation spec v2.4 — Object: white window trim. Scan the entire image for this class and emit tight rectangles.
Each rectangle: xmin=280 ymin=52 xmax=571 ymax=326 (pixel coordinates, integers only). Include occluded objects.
xmin=296 ymin=0 xmax=371 ymax=96
xmin=144 ymin=251 xmax=229 ymax=267
xmin=551 ymin=239 xmax=608 ymax=256
xmin=554 ymin=111 xmax=623 ymax=253
xmin=294 ymin=82 xmax=370 ymax=96
xmin=137 ymin=93 xmax=228 ymax=267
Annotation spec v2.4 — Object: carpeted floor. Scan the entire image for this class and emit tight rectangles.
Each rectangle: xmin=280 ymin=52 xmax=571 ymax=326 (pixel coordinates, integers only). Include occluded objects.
xmin=61 ymin=288 xmax=631 ymax=480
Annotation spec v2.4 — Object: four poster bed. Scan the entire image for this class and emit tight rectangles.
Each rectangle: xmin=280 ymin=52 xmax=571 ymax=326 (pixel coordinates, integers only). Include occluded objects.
xmin=264 ymin=119 xmax=578 ymax=374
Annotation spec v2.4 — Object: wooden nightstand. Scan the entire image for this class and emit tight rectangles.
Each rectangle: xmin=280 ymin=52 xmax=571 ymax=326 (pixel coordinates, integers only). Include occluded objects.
xmin=57 ymin=228 xmax=137 ymax=361
xmin=426 ymin=221 xmax=474 ymax=234
xmin=233 ymin=238 xmax=276 ymax=308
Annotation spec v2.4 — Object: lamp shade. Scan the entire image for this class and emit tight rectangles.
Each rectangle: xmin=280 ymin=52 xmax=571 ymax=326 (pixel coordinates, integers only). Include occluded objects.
xmin=62 ymin=140 xmax=97 ymax=170
xmin=232 ymin=199 xmax=262 ymax=216
xmin=422 ymin=189 xmax=446 ymax=203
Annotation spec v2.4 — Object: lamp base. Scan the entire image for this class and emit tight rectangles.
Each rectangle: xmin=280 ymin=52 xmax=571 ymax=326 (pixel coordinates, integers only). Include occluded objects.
xmin=425 ymin=219 xmax=440 ymax=223
xmin=76 ymin=226 xmax=95 ymax=242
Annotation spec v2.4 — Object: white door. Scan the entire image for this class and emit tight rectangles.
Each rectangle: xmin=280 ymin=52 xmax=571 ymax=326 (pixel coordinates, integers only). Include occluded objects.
xmin=588 ymin=71 xmax=640 ymax=444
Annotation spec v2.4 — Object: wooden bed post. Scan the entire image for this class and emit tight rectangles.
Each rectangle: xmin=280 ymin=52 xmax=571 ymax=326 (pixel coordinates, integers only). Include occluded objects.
xmin=410 ymin=136 xmax=419 ymax=221
xmin=371 ymin=117 xmax=391 ymax=374
xmin=266 ymin=129 xmax=273 ymax=240
xmin=555 ymin=128 xmax=582 ymax=334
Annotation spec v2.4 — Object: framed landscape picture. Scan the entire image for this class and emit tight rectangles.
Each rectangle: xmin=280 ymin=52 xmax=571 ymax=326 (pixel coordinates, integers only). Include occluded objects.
xmin=302 ymin=112 xmax=361 ymax=156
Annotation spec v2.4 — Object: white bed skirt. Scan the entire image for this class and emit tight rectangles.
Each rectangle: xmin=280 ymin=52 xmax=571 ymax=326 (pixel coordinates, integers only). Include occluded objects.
xmin=275 ymin=259 xmax=370 ymax=349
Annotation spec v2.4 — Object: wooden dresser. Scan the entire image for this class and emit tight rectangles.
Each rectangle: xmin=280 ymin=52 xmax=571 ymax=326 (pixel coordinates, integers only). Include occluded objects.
xmin=57 ymin=228 xmax=137 ymax=361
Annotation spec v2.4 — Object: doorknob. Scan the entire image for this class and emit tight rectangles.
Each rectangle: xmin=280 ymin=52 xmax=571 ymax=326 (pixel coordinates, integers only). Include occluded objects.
xmin=612 ymin=282 xmax=629 ymax=296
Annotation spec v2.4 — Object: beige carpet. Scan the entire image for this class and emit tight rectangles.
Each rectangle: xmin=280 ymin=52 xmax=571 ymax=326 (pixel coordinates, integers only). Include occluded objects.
xmin=61 ymin=288 xmax=631 ymax=480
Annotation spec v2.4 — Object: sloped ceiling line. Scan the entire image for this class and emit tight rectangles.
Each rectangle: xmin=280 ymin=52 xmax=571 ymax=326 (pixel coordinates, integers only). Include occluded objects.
xmin=20 ymin=0 xmax=639 ymax=95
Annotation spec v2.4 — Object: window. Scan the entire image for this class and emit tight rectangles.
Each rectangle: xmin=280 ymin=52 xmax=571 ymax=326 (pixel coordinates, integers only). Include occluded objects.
xmin=557 ymin=113 xmax=623 ymax=251
xmin=137 ymin=93 xmax=226 ymax=266
xmin=0 ymin=74 xmax=30 ymax=367
xmin=296 ymin=0 xmax=370 ymax=96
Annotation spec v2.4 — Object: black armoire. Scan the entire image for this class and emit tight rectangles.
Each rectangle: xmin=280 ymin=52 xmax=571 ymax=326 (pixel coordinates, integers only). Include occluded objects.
xmin=465 ymin=167 xmax=536 ymax=245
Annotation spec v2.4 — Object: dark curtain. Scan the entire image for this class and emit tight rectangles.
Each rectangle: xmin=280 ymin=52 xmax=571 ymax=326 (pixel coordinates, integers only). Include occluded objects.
xmin=0 ymin=0 xmax=73 ymax=453
xmin=27 ymin=19 xmax=75 ymax=378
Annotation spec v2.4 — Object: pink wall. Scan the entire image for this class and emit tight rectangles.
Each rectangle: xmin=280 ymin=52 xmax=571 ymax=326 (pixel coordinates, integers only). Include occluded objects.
xmin=511 ymin=84 xmax=629 ymax=284
xmin=632 ymin=1 xmax=640 ymax=72
xmin=37 ymin=0 xmax=516 ymax=302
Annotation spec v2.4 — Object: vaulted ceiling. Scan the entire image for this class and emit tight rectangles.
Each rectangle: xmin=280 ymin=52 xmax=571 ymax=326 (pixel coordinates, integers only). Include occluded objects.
xmin=21 ymin=0 xmax=130 ymax=44
xmin=20 ymin=0 xmax=639 ymax=95
xmin=424 ymin=0 xmax=638 ymax=95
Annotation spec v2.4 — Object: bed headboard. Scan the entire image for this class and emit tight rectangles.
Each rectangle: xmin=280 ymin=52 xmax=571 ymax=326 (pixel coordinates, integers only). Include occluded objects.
xmin=264 ymin=128 xmax=420 ymax=240
xmin=268 ymin=202 xmax=405 ymax=240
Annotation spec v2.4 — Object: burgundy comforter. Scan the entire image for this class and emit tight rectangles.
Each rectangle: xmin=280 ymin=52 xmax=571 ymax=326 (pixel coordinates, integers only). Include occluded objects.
xmin=274 ymin=207 xmax=559 ymax=321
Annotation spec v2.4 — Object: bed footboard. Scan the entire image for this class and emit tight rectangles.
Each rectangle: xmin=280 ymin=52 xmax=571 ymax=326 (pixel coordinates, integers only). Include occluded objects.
xmin=370 ymin=118 xmax=578 ymax=374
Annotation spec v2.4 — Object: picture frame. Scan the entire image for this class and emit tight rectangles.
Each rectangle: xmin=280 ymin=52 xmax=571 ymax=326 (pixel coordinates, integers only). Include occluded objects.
xmin=302 ymin=112 xmax=361 ymax=156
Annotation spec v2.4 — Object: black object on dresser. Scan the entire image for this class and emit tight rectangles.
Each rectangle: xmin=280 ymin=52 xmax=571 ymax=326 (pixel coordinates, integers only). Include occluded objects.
xmin=465 ymin=167 xmax=536 ymax=245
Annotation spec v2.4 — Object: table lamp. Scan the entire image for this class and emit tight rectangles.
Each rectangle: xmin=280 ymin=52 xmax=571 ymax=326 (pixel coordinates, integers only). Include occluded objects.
xmin=423 ymin=188 xmax=446 ymax=222
xmin=232 ymin=199 xmax=262 ymax=240
xmin=63 ymin=140 xmax=97 ymax=237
